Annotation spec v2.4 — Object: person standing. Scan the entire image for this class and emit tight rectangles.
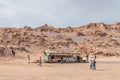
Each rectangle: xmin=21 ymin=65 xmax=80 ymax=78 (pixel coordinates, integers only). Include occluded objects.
xmin=89 ymin=60 xmax=93 ymax=70
xmin=85 ymin=52 xmax=89 ymax=62
xmin=38 ymin=56 xmax=42 ymax=66
xmin=27 ymin=55 xmax=30 ymax=64
xmin=12 ymin=49 xmax=15 ymax=57
xmin=61 ymin=57 xmax=63 ymax=64
xmin=92 ymin=59 xmax=96 ymax=70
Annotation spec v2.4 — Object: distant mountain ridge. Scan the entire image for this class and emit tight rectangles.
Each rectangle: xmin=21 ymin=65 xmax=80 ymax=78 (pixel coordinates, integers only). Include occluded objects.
xmin=0 ymin=22 xmax=120 ymax=56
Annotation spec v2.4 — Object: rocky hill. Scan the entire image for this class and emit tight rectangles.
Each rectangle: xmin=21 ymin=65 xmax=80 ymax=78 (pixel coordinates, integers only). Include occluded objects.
xmin=0 ymin=22 xmax=120 ymax=57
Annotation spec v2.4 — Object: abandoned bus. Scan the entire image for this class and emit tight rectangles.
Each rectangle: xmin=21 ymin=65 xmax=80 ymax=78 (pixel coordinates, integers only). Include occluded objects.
xmin=44 ymin=50 xmax=84 ymax=63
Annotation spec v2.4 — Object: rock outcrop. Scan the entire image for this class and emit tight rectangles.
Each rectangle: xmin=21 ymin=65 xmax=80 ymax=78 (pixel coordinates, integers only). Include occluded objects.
xmin=0 ymin=22 xmax=120 ymax=57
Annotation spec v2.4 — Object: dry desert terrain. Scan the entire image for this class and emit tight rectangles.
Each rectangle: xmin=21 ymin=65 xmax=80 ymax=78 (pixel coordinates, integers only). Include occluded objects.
xmin=0 ymin=53 xmax=120 ymax=80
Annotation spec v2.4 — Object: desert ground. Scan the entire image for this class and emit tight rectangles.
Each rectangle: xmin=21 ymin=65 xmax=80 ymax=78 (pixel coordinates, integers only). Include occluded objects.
xmin=0 ymin=52 xmax=120 ymax=80
xmin=1 ymin=23 xmax=120 ymax=80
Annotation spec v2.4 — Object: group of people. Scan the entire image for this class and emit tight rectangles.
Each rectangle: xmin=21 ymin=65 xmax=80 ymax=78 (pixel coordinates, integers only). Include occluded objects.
xmin=85 ymin=52 xmax=97 ymax=70
xmin=89 ymin=54 xmax=96 ymax=70
xmin=26 ymin=51 xmax=97 ymax=69
xmin=13 ymin=49 xmax=96 ymax=69
xmin=89 ymin=59 xmax=96 ymax=70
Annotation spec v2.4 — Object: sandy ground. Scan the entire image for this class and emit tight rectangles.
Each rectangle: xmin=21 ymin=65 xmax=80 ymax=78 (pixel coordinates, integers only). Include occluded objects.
xmin=0 ymin=62 xmax=120 ymax=80
xmin=0 ymin=53 xmax=120 ymax=80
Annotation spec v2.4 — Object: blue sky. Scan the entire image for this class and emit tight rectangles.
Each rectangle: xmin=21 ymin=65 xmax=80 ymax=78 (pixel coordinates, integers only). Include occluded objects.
xmin=0 ymin=0 xmax=120 ymax=28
